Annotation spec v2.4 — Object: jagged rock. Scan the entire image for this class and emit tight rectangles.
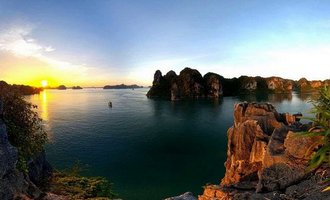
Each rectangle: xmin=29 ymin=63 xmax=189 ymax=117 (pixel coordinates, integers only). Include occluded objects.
xmin=266 ymin=77 xmax=293 ymax=93
xmin=200 ymin=168 xmax=330 ymax=200
xmin=147 ymin=68 xmax=220 ymax=100
xmin=147 ymin=70 xmax=172 ymax=99
xmin=239 ymin=76 xmax=258 ymax=91
xmin=176 ymin=68 xmax=205 ymax=99
xmin=199 ymin=102 xmax=326 ymax=200
xmin=295 ymin=78 xmax=327 ymax=91
xmin=153 ymin=70 xmax=163 ymax=86
xmin=28 ymin=151 xmax=52 ymax=186
xmin=0 ymin=100 xmax=49 ymax=199
xmin=164 ymin=192 xmax=197 ymax=200
xmin=221 ymin=102 xmax=288 ymax=186
xmin=204 ymin=73 xmax=223 ymax=98
xmin=310 ymin=80 xmax=323 ymax=88
xmin=147 ymin=68 xmax=328 ymax=100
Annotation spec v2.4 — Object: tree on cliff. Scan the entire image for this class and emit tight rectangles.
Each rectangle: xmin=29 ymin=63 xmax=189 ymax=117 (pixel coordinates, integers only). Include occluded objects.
xmin=0 ymin=81 xmax=47 ymax=173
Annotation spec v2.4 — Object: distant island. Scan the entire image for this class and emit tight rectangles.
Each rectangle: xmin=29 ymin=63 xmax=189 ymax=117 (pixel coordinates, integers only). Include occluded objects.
xmin=72 ymin=86 xmax=83 ymax=90
xmin=103 ymin=84 xmax=143 ymax=89
xmin=147 ymin=67 xmax=330 ymax=100
xmin=57 ymin=85 xmax=67 ymax=90
xmin=0 ymin=81 xmax=42 ymax=95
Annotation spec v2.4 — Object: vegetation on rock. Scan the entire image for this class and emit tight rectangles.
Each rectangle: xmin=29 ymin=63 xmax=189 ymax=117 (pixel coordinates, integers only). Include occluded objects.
xmin=0 ymin=81 xmax=47 ymax=173
xmin=0 ymin=81 xmax=117 ymax=198
xmin=47 ymin=163 xmax=116 ymax=199
xmin=299 ymin=86 xmax=330 ymax=192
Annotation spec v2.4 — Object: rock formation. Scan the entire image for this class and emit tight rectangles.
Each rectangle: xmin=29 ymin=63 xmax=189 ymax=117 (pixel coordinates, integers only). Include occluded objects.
xmin=204 ymin=73 xmax=223 ymax=98
xmin=295 ymin=78 xmax=330 ymax=92
xmin=199 ymin=102 xmax=330 ymax=200
xmin=165 ymin=192 xmax=198 ymax=200
xmin=147 ymin=68 xmax=222 ymax=100
xmin=72 ymin=86 xmax=83 ymax=89
xmin=57 ymin=85 xmax=67 ymax=90
xmin=0 ymin=100 xmax=52 ymax=199
xmin=103 ymin=84 xmax=143 ymax=89
xmin=266 ymin=77 xmax=293 ymax=93
xmin=147 ymin=68 xmax=329 ymax=100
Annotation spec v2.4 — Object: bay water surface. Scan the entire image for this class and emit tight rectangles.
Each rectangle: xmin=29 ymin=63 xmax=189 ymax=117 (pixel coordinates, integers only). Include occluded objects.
xmin=28 ymin=88 xmax=314 ymax=199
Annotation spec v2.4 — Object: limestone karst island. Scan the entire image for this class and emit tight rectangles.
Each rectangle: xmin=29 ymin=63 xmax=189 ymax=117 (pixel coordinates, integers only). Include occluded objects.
xmin=1 ymin=1 xmax=330 ymax=200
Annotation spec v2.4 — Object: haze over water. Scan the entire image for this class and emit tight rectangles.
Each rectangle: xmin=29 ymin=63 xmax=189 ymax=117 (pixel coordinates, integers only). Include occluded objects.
xmin=28 ymin=88 xmax=313 ymax=199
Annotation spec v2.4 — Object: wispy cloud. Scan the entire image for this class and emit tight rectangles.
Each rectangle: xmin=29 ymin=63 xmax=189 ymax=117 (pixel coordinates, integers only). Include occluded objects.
xmin=0 ymin=26 xmax=43 ymax=57
xmin=44 ymin=46 xmax=55 ymax=52
xmin=0 ymin=24 xmax=94 ymax=85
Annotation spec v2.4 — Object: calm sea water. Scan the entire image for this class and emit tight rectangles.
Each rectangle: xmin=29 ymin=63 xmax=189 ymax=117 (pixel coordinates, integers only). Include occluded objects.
xmin=28 ymin=88 xmax=314 ymax=200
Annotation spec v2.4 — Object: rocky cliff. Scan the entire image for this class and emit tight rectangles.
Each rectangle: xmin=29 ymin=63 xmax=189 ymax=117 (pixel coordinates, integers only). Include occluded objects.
xmin=147 ymin=68 xmax=329 ymax=100
xmin=0 ymin=101 xmax=52 ymax=199
xmin=199 ymin=102 xmax=330 ymax=200
xmin=295 ymin=78 xmax=330 ymax=92
xmin=147 ymin=68 xmax=218 ymax=100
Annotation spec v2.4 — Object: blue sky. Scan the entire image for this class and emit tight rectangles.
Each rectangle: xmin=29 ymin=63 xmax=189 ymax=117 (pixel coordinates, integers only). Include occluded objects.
xmin=0 ymin=0 xmax=329 ymax=86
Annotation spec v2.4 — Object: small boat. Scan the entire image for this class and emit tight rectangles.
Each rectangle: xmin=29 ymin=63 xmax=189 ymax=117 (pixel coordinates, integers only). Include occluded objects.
xmin=108 ymin=101 xmax=112 ymax=108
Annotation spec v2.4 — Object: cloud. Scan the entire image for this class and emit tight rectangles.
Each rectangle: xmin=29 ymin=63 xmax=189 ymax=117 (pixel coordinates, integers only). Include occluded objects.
xmin=0 ymin=26 xmax=44 ymax=57
xmin=44 ymin=46 xmax=55 ymax=52
xmin=0 ymin=25 xmax=92 ymax=85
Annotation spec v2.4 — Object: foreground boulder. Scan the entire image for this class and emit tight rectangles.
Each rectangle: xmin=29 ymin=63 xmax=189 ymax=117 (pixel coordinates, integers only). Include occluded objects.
xmin=199 ymin=102 xmax=330 ymax=200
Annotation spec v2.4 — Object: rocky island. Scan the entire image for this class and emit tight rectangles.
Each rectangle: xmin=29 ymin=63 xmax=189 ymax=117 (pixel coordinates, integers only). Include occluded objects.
xmin=72 ymin=86 xmax=83 ymax=89
xmin=57 ymin=85 xmax=67 ymax=90
xmin=103 ymin=84 xmax=143 ymax=89
xmin=147 ymin=68 xmax=329 ymax=100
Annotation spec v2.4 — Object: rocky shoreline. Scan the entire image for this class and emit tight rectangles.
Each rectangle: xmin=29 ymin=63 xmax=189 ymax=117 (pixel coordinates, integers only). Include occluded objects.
xmin=147 ymin=68 xmax=330 ymax=100
xmin=168 ymin=102 xmax=329 ymax=200
xmin=199 ymin=102 xmax=330 ymax=199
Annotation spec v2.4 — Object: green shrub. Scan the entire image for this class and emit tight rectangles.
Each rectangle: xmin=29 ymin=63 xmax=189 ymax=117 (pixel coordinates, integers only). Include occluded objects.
xmin=48 ymin=162 xmax=117 ymax=199
xmin=0 ymin=81 xmax=47 ymax=172
xmin=299 ymin=86 xmax=330 ymax=191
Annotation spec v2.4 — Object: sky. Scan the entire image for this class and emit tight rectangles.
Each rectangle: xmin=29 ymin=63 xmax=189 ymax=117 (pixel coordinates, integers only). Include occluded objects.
xmin=0 ymin=0 xmax=330 ymax=87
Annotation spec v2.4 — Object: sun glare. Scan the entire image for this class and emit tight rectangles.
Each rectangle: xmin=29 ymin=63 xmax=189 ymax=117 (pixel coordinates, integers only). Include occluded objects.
xmin=41 ymin=80 xmax=48 ymax=88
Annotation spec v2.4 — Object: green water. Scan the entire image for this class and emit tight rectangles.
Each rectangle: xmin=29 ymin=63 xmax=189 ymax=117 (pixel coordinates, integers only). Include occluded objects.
xmin=28 ymin=89 xmax=314 ymax=199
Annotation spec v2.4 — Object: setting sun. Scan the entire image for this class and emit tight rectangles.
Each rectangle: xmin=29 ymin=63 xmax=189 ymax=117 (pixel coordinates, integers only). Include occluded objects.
xmin=41 ymin=80 xmax=48 ymax=88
